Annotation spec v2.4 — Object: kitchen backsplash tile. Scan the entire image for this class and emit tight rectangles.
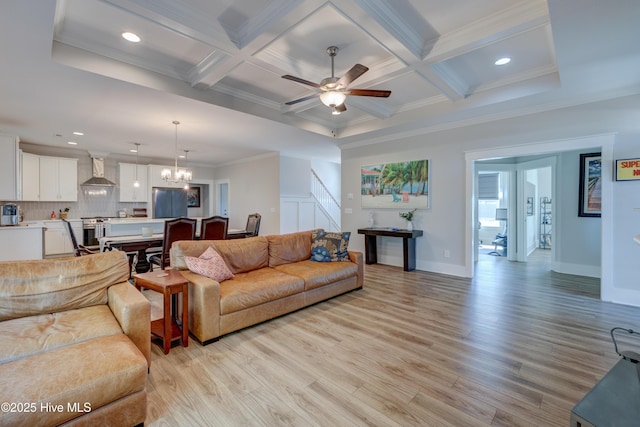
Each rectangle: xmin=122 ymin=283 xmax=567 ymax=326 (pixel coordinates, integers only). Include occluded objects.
xmin=19 ymin=199 xmax=147 ymax=221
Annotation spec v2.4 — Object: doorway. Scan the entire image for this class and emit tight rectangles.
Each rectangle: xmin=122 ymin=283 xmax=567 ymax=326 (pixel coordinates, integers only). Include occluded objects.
xmin=522 ymin=165 xmax=552 ymax=266
xmin=516 ymin=157 xmax=555 ymax=264
xmin=216 ymin=179 xmax=230 ymax=216
xmin=464 ymin=133 xmax=614 ymax=301
xmin=475 ymin=156 xmax=555 ymax=265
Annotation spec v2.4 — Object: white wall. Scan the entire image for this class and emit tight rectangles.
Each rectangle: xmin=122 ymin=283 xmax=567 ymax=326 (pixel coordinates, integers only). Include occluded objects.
xmin=610 ymin=131 xmax=640 ymax=304
xmin=214 ymin=154 xmax=280 ymax=235
xmin=280 ymin=156 xmax=311 ymax=197
xmin=341 ymin=94 xmax=640 ymax=307
xmin=311 ymin=158 xmax=341 ymax=200
xmin=553 ymin=150 xmax=601 ymax=276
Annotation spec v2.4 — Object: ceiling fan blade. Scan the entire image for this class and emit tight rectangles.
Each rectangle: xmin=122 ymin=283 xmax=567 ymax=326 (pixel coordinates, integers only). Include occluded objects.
xmin=347 ymin=89 xmax=391 ymax=98
xmin=336 ymin=103 xmax=347 ymax=113
xmin=285 ymin=94 xmax=319 ymax=105
xmin=337 ymin=64 xmax=368 ymax=87
xmin=282 ymin=75 xmax=321 ymax=88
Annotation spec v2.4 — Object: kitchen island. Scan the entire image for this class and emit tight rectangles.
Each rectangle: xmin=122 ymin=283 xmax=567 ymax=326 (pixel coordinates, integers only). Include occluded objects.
xmin=105 ymin=218 xmax=167 ymax=237
xmin=0 ymin=224 xmax=45 ymax=261
xmin=105 ymin=217 xmax=224 ymax=239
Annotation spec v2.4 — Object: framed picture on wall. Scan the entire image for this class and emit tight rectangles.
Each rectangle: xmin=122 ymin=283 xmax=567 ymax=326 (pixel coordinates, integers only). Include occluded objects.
xmin=615 ymin=158 xmax=640 ymax=181
xmin=361 ymin=159 xmax=430 ymax=209
xmin=186 ymin=187 xmax=201 ymax=208
xmin=526 ymin=197 xmax=534 ymax=216
xmin=578 ymin=152 xmax=601 ymax=217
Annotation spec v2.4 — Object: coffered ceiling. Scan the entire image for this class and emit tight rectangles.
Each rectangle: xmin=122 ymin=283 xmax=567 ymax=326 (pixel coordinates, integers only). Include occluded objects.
xmin=0 ymin=1 xmax=639 ymax=165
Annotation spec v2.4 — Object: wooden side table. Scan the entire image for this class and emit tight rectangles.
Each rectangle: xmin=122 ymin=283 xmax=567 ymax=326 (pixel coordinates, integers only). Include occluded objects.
xmin=133 ymin=269 xmax=188 ymax=354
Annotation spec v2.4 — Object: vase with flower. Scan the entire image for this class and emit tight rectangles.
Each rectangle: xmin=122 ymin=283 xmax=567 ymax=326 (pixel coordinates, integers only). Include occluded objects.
xmin=399 ymin=209 xmax=416 ymax=231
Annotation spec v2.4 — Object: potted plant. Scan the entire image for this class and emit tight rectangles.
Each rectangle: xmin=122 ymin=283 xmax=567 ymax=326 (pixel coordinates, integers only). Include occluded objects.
xmin=399 ymin=209 xmax=416 ymax=231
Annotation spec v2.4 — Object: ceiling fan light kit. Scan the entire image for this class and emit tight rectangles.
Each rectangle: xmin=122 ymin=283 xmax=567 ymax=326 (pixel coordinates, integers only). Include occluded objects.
xmin=282 ymin=45 xmax=391 ymax=113
xmin=320 ymin=91 xmax=346 ymax=107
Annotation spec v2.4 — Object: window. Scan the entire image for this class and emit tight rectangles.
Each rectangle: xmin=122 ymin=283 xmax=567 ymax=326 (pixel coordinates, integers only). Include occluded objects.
xmin=479 ymin=200 xmax=501 ymax=228
xmin=478 ymin=172 xmax=503 ymax=228
xmin=478 ymin=173 xmax=499 ymax=199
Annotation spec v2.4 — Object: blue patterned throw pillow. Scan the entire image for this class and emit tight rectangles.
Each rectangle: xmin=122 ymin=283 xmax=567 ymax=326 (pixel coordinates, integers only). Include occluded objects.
xmin=310 ymin=231 xmax=351 ymax=262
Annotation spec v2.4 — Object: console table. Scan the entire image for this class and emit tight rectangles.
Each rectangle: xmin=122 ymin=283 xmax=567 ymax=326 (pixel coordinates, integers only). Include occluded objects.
xmin=357 ymin=228 xmax=423 ymax=271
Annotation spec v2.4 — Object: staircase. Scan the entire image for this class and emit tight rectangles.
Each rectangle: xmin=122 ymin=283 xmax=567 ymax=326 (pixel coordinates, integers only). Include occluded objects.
xmin=311 ymin=169 xmax=341 ymax=231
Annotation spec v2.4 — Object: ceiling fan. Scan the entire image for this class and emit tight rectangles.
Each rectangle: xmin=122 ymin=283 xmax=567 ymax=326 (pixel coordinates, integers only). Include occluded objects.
xmin=282 ymin=46 xmax=391 ymax=115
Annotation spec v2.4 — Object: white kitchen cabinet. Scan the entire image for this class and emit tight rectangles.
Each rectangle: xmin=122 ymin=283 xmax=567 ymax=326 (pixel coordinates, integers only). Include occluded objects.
xmin=43 ymin=220 xmax=81 ymax=257
xmin=0 ymin=134 xmax=19 ymax=201
xmin=0 ymin=225 xmax=44 ymax=261
xmin=21 ymin=151 xmax=40 ymax=201
xmin=119 ymin=162 xmax=148 ymax=202
xmin=39 ymin=156 xmax=78 ymax=201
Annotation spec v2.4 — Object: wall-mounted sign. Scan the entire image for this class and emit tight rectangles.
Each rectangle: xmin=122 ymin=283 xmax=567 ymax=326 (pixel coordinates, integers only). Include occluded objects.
xmin=616 ymin=158 xmax=640 ymax=181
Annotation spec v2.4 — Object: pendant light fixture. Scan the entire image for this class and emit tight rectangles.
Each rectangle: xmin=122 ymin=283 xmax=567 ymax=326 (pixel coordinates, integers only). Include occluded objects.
xmin=133 ymin=142 xmax=141 ymax=188
xmin=181 ymin=150 xmax=192 ymax=189
xmin=161 ymin=120 xmax=192 ymax=185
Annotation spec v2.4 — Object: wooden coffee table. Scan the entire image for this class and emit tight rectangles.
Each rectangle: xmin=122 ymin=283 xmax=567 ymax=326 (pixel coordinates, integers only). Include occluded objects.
xmin=133 ymin=269 xmax=188 ymax=354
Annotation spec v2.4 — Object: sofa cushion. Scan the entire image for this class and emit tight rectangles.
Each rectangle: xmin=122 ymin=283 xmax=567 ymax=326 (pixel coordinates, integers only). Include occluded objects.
xmin=184 ymin=247 xmax=234 ymax=282
xmin=0 ymin=333 xmax=147 ymax=427
xmin=274 ymin=260 xmax=358 ymax=291
xmin=172 ymin=236 xmax=270 ymax=275
xmin=220 ymin=268 xmax=304 ymax=314
xmin=211 ymin=236 xmax=269 ymax=274
xmin=267 ymin=230 xmax=314 ymax=267
xmin=310 ymin=231 xmax=351 ymax=262
xmin=0 ymin=251 xmax=130 ymax=321
xmin=171 ymin=240 xmax=220 ymax=270
xmin=0 ymin=305 xmax=123 ymax=364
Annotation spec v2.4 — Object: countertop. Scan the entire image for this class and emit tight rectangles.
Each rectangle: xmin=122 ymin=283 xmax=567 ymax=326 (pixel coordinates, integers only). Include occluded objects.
xmin=17 ymin=219 xmax=81 ymax=227
xmin=0 ymin=223 xmax=46 ymax=229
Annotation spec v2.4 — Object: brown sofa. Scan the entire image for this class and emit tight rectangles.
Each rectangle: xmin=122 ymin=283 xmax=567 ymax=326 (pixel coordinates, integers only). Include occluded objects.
xmin=170 ymin=230 xmax=363 ymax=344
xmin=0 ymin=251 xmax=150 ymax=427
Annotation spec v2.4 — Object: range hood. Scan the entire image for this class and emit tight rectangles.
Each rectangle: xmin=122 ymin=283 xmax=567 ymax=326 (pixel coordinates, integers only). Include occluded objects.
xmin=80 ymin=154 xmax=117 ymax=187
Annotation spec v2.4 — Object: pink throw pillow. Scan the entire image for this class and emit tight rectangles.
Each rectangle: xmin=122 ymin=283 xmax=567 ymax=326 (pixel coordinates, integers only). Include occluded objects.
xmin=184 ymin=247 xmax=234 ymax=282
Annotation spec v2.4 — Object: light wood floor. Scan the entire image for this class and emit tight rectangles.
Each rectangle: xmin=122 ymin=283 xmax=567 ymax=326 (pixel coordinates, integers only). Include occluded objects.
xmin=143 ymin=252 xmax=640 ymax=426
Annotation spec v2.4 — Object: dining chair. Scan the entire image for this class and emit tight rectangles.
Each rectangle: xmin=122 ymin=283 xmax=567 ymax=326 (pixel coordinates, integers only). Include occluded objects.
xmin=149 ymin=217 xmax=197 ymax=270
xmin=62 ymin=218 xmax=99 ymax=257
xmin=200 ymin=216 xmax=228 ymax=240
xmin=245 ymin=213 xmax=261 ymax=237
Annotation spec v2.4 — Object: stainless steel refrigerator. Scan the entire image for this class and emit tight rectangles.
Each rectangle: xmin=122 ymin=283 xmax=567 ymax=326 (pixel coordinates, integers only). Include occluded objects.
xmin=152 ymin=187 xmax=188 ymax=218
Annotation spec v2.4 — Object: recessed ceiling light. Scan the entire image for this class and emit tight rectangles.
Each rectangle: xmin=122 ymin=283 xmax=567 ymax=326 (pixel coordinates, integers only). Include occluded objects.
xmin=122 ymin=32 xmax=141 ymax=43
xmin=73 ymin=131 xmax=84 ymax=136
xmin=495 ymin=57 xmax=511 ymax=66
xmin=67 ymin=141 xmax=78 ymax=145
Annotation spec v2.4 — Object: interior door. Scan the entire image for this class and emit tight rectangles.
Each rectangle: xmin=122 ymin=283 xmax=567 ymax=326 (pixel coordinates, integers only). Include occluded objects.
xmin=516 ymin=158 xmax=555 ymax=262
xmin=216 ymin=180 xmax=229 ymax=217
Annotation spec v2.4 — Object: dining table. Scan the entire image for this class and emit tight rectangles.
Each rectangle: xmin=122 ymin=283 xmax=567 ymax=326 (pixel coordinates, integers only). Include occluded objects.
xmin=99 ymin=228 xmax=249 ymax=276
xmin=100 ymin=234 xmax=164 ymax=275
